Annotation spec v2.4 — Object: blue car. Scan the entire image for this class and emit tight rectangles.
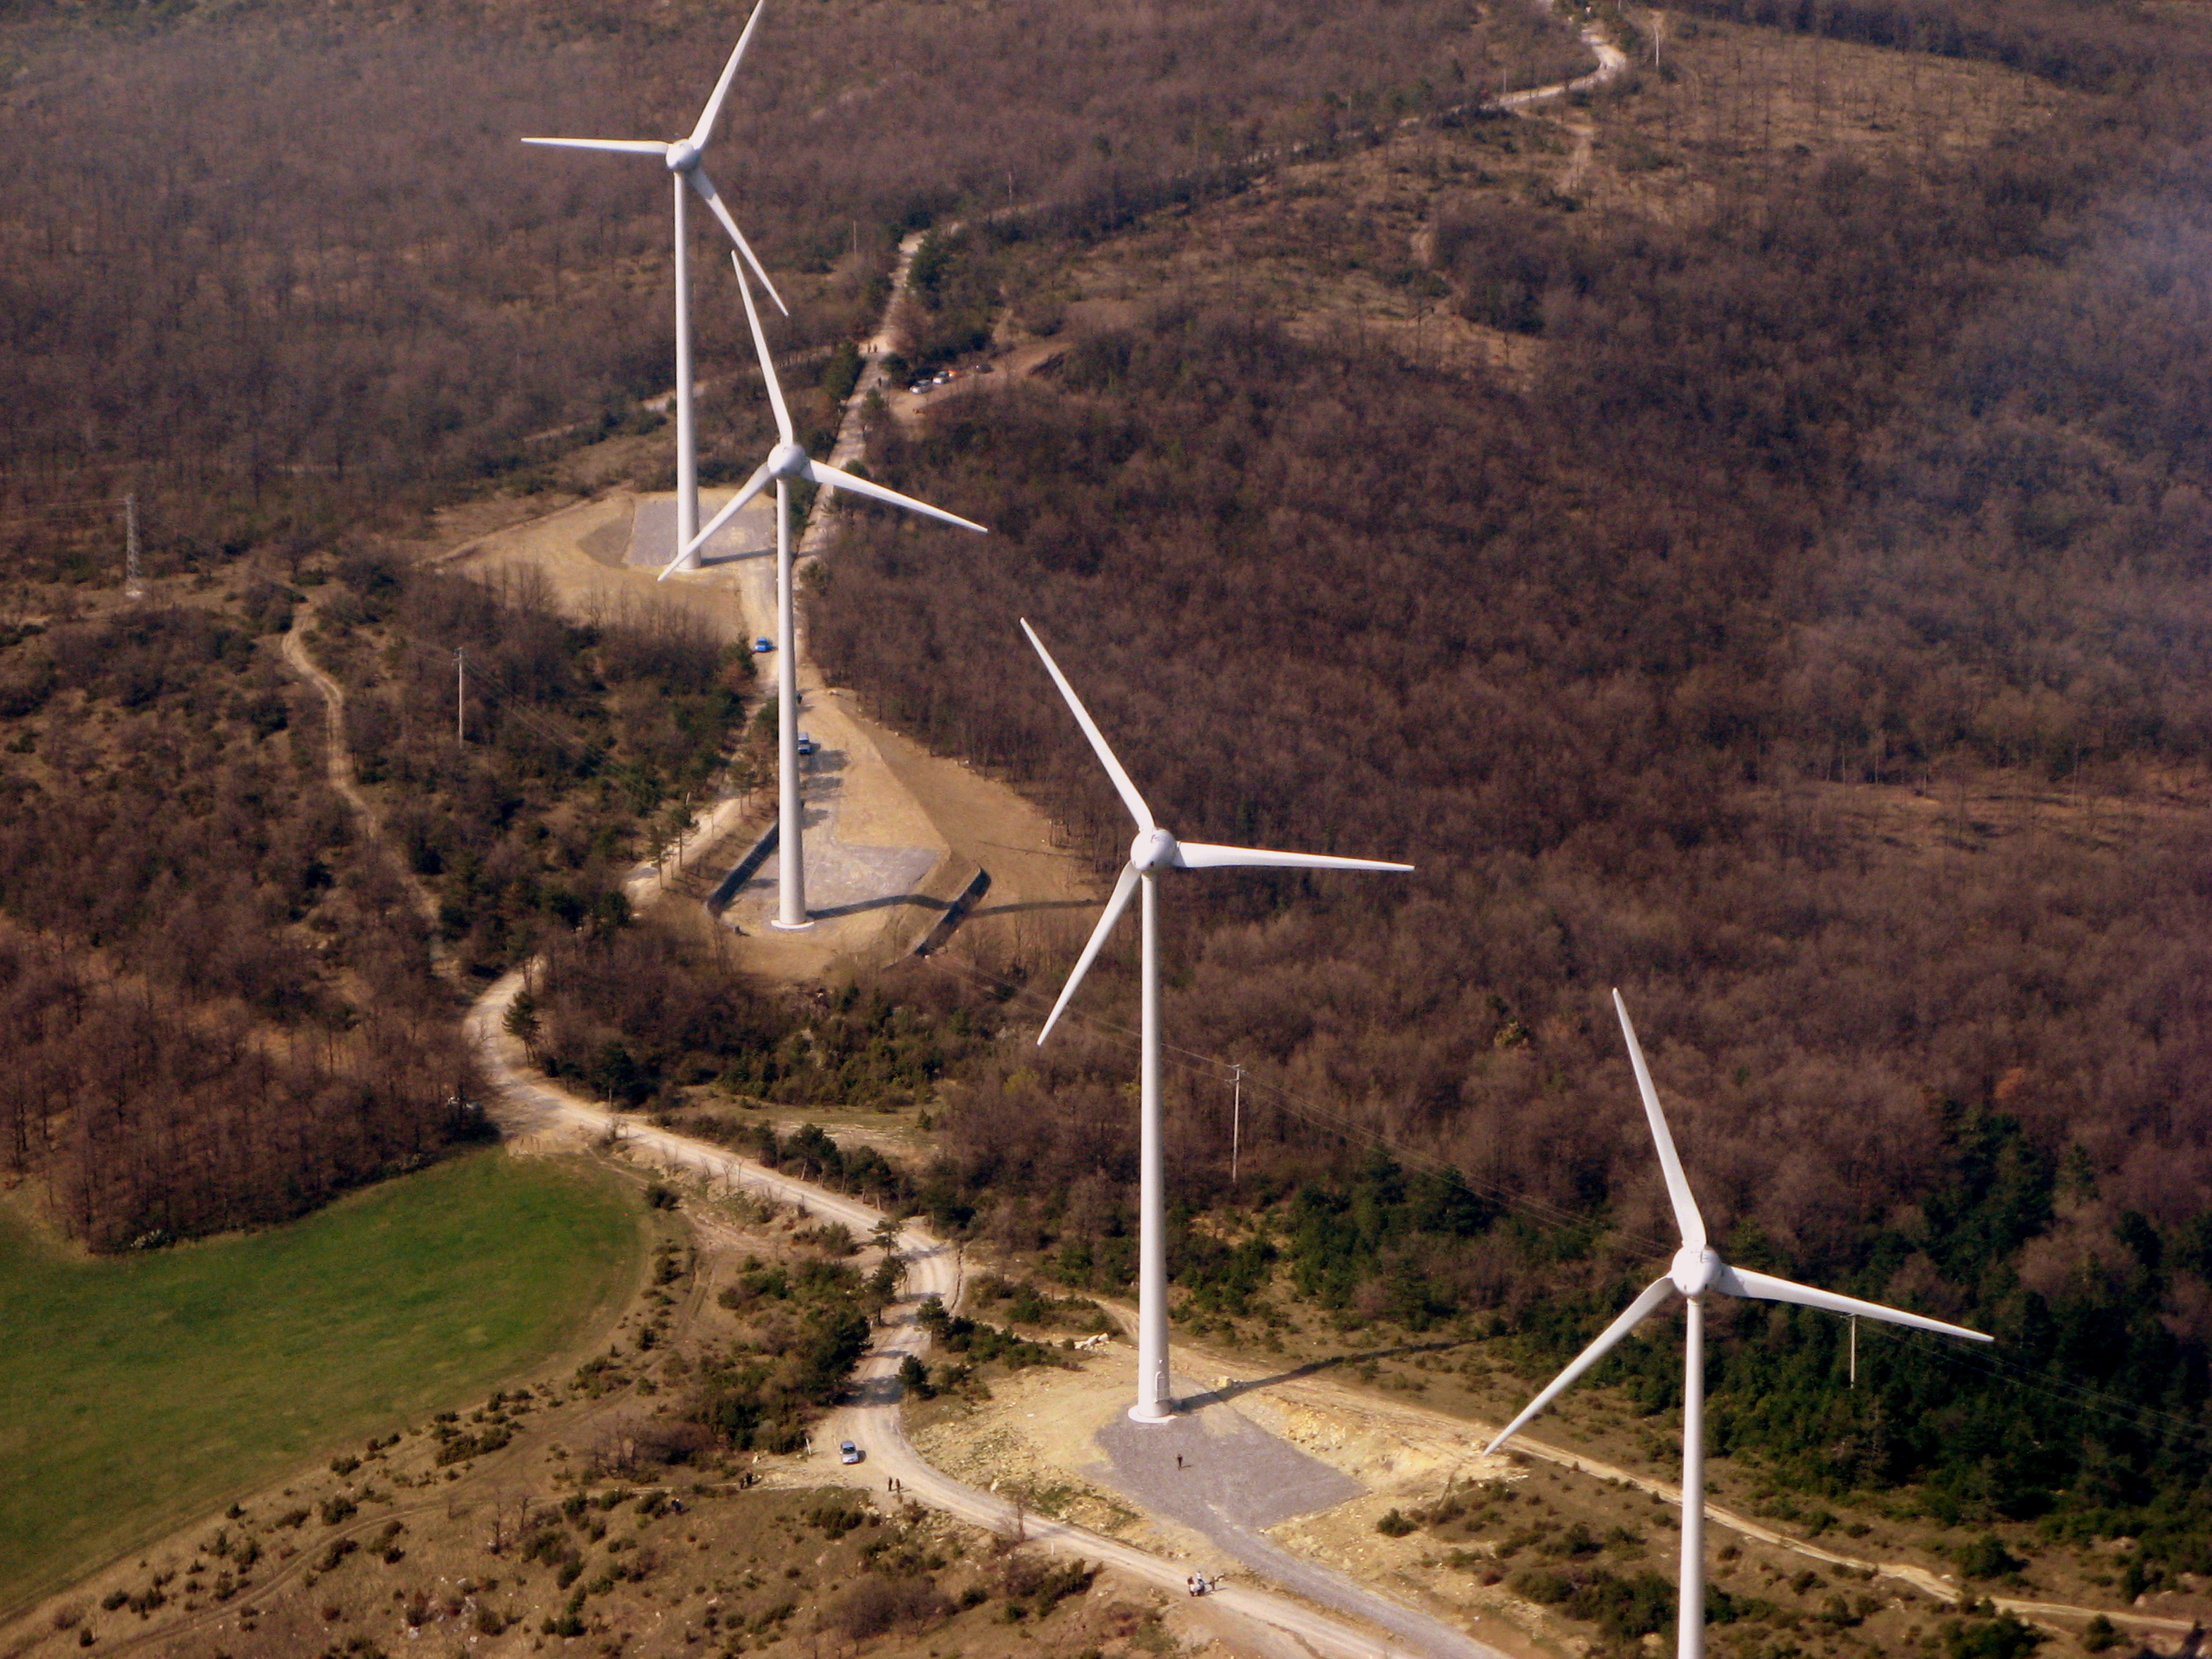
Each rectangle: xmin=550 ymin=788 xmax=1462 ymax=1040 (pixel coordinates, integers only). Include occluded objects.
xmin=753 ymin=637 xmax=775 ymax=654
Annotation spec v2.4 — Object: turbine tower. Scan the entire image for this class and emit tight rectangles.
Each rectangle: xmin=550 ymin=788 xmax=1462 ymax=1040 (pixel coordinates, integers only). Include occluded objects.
xmin=523 ymin=0 xmax=786 ymax=574
xmin=667 ymin=257 xmax=984 ymax=931
xmin=1022 ymin=620 xmax=1412 ymax=1421
xmin=1487 ymin=991 xmax=1994 ymax=1659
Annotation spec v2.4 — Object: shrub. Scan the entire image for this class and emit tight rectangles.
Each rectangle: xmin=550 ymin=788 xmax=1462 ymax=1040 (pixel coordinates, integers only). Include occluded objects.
xmin=1941 ymin=1611 xmax=2045 ymax=1659
xmin=829 ymin=1575 xmax=947 ymax=1640
xmin=1959 ymin=1534 xmax=2026 ymax=1579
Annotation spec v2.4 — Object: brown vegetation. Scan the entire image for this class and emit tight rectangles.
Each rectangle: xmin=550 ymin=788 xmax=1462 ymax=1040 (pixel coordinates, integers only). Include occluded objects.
xmin=0 ymin=0 xmax=1583 ymax=567
xmin=790 ymin=0 xmax=2212 ymax=1562
xmin=0 ymin=590 xmax=477 ymax=1246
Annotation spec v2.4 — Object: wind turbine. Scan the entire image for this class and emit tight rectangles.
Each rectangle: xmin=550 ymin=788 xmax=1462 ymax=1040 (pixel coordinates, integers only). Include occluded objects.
xmin=523 ymin=0 xmax=786 ymax=575
xmin=1486 ymin=990 xmax=1993 ymax=1659
xmin=666 ymin=256 xmax=984 ymax=932
xmin=1022 ymin=620 xmax=1412 ymax=1421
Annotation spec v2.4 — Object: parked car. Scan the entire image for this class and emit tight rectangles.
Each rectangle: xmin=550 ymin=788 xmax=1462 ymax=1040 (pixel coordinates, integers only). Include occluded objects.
xmin=796 ymin=733 xmax=819 ymax=757
xmin=839 ymin=1440 xmax=863 ymax=1465
xmin=752 ymin=637 xmax=774 ymax=653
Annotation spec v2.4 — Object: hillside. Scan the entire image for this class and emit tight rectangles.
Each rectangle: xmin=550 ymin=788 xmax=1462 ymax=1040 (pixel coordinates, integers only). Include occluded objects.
xmin=1 ymin=0 xmax=2211 ymax=1632
xmin=796 ymin=0 xmax=2212 ymax=1596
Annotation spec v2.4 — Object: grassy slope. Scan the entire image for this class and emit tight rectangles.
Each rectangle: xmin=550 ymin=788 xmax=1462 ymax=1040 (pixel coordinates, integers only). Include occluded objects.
xmin=0 ymin=1151 xmax=643 ymax=1617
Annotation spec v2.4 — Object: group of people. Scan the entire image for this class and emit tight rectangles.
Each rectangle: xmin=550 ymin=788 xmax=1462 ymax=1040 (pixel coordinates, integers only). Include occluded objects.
xmin=1184 ymin=1573 xmax=1217 ymax=1596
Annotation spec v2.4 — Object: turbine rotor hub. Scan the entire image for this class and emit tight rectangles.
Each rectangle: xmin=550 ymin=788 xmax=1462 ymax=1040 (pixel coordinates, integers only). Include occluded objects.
xmin=1130 ymin=828 xmax=1179 ymax=873
xmin=665 ymin=140 xmax=702 ymax=174
xmin=1671 ymin=1244 xmax=1722 ymax=1298
xmin=767 ymin=441 xmax=810 ymax=480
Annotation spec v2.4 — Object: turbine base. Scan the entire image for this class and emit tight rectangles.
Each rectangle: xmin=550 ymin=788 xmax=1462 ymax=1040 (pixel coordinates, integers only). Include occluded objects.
xmin=770 ymin=917 xmax=815 ymax=933
xmin=1126 ymin=1400 xmax=1175 ymax=1424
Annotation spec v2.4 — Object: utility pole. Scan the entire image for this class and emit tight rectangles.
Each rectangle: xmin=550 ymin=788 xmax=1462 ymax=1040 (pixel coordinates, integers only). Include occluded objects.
xmin=1849 ymin=1315 xmax=1857 ymax=1388
xmin=1230 ymin=1064 xmax=1244 ymax=1185
xmin=456 ymin=647 xmax=466 ymax=744
xmin=122 ymin=493 xmax=143 ymax=598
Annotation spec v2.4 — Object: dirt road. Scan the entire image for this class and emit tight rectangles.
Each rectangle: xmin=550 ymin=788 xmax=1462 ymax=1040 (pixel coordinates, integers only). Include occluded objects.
xmin=467 ymin=969 xmax=1511 ymax=1658
xmin=277 ymin=610 xmax=444 ymax=945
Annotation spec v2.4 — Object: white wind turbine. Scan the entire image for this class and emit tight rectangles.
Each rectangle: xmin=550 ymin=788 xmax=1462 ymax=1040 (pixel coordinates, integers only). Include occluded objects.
xmin=1486 ymin=990 xmax=1993 ymax=1659
xmin=523 ymin=0 xmax=786 ymax=575
xmin=665 ymin=257 xmax=984 ymax=931
xmin=1023 ymin=619 xmax=1412 ymax=1421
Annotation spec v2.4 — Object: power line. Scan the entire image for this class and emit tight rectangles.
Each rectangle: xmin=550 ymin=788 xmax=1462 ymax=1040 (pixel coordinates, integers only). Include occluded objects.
xmin=914 ymin=950 xmax=2212 ymax=1450
xmin=1871 ymin=1320 xmax=2212 ymax=1454
xmin=914 ymin=948 xmax=1669 ymax=1252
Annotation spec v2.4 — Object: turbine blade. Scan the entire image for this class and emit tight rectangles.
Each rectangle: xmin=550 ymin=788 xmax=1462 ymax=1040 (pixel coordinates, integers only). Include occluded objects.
xmin=803 ymin=459 xmax=988 ymax=534
xmin=1176 ymin=841 xmax=1412 ymax=873
xmin=1716 ymin=1265 xmax=1993 ymax=1344
xmin=1485 ymin=1276 xmax=1678 ymax=1454
xmin=687 ymin=168 xmax=787 ymax=315
xmin=1038 ymin=864 xmax=1140 ymax=1045
xmin=690 ymin=0 xmax=768 ymax=150
xmin=1019 ymin=620 xmax=1155 ymax=833
xmin=669 ymin=459 xmax=773 ymax=572
xmin=729 ymin=254 xmax=793 ymax=445
xmin=521 ymin=138 xmax=670 ymax=156
xmin=1614 ymin=990 xmax=1708 ymax=1253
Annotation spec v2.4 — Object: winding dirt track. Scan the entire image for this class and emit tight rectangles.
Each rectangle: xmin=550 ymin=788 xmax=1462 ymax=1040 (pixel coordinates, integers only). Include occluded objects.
xmin=279 ymin=610 xmax=444 ymax=940
xmin=468 ymin=968 xmax=1501 ymax=1659
xmin=267 ymin=20 xmax=2190 ymax=1650
xmin=461 ymin=970 xmax=2195 ymax=1649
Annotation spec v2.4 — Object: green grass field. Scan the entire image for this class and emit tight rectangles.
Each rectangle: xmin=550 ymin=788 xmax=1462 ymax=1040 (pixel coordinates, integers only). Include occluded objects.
xmin=0 ymin=1151 xmax=643 ymax=1617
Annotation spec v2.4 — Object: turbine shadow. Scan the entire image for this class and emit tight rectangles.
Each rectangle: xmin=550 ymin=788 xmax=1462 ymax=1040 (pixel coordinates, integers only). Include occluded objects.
xmin=810 ymin=891 xmax=948 ymax=920
xmin=1182 ymin=1336 xmax=1474 ymax=1411
xmin=696 ymin=545 xmax=773 ymax=567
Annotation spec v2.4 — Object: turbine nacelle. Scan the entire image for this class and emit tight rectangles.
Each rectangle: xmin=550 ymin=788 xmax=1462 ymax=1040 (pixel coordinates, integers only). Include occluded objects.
xmin=1485 ymin=990 xmax=1994 ymax=1474
xmin=662 ymin=257 xmax=986 ymax=582
xmin=1672 ymin=1244 xmax=1722 ymax=1298
xmin=521 ymin=0 xmax=787 ymax=317
xmin=1131 ymin=827 xmax=1180 ymax=873
xmin=1022 ymin=619 xmax=1410 ymax=1049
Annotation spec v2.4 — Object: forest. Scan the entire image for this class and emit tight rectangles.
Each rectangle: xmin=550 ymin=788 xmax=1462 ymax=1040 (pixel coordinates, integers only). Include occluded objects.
xmin=0 ymin=588 xmax=481 ymax=1247
xmin=1 ymin=0 xmax=2209 ymax=1599
xmin=310 ymin=552 xmax=751 ymax=976
xmin=0 ymin=0 xmax=1583 ymax=572
xmin=793 ymin=0 xmax=2212 ymax=1572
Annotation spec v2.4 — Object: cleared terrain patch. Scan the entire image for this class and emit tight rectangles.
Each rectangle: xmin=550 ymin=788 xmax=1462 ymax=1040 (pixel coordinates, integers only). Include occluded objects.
xmin=0 ymin=1152 xmax=642 ymax=1617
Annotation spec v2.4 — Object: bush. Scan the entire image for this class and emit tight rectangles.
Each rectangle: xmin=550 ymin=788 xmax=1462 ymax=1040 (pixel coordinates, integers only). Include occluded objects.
xmin=1509 ymin=1565 xmax=1676 ymax=1640
xmin=830 ymin=1574 xmax=947 ymax=1640
xmin=1959 ymin=1534 xmax=2026 ymax=1579
xmin=805 ymin=1499 xmax=871 ymax=1539
xmin=1941 ymin=1611 xmax=2045 ymax=1659
xmin=1376 ymin=1509 xmax=1419 ymax=1537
